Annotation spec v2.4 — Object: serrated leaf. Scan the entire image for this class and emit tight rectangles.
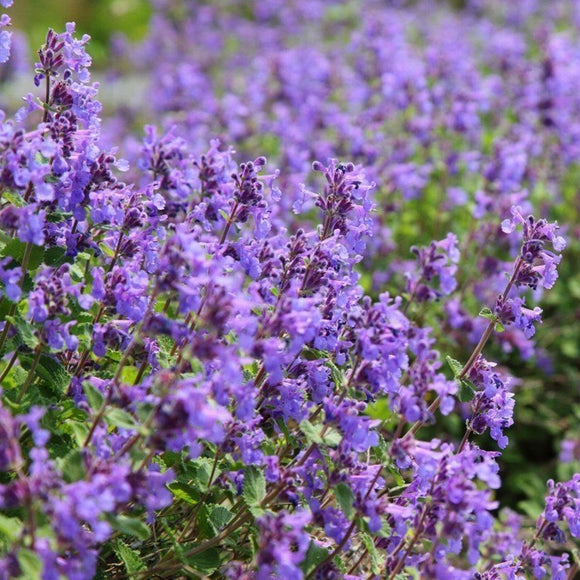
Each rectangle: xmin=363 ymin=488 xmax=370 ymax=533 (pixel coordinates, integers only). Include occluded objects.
xmin=0 ymin=514 xmax=23 ymax=541
xmin=209 ymin=506 xmax=233 ymax=531
xmin=2 ymin=190 xmax=25 ymax=207
xmin=36 ymin=354 xmax=70 ymax=393
xmin=59 ymin=449 xmax=85 ymax=483
xmin=43 ymin=246 xmax=71 ymax=267
xmin=17 ymin=549 xmax=42 ymax=580
xmin=243 ymin=466 xmax=265 ymax=508
xmin=458 ymin=380 xmax=475 ymax=403
xmin=445 ymin=356 xmax=463 ymax=378
xmin=300 ymin=420 xmax=323 ymax=445
xmin=361 ymin=531 xmax=383 ymax=574
xmin=333 ymin=482 xmax=355 ymax=519
xmin=185 ymin=547 xmax=221 ymax=573
xmin=99 ymin=242 xmax=116 ymax=258
xmin=323 ymin=427 xmax=342 ymax=447
xmin=387 ymin=464 xmax=404 ymax=487
xmin=301 ymin=541 xmax=329 ymax=574
xmin=109 ymin=515 xmax=150 ymax=540
xmin=4 ymin=240 xmax=44 ymax=271
xmin=168 ymin=482 xmax=200 ymax=505
xmin=6 ymin=315 xmax=38 ymax=350
xmin=479 ymin=306 xmax=495 ymax=320
xmin=193 ymin=504 xmax=215 ymax=541
xmin=193 ymin=456 xmax=222 ymax=492
xmin=83 ymin=382 xmax=105 ymax=411
xmin=69 ymin=421 xmax=90 ymax=447
xmin=113 ymin=540 xmax=146 ymax=574
xmin=106 ymin=408 xmax=138 ymax=430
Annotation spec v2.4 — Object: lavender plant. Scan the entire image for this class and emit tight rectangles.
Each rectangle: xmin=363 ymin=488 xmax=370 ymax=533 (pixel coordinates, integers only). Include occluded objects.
xmin=0 ymin=0 xmax=579 ymax=579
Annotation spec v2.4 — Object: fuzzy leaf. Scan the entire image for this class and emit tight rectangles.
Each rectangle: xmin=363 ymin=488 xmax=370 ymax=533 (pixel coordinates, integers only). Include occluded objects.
xmin=113 ymin=540 xmax=146 ymax=574
xmin=445 ymin=356 xmax=463 ymax=378
xmin=36 ymin=354 xmax=70 ymax=393
xmin=458 ymin=380 xmax=476 ymax=403
xmin=243 ymin=466 xmax=265 ymax=509
xmin=59 ymin=449 xmax=85 ymax=483
xmin=109 ymin=515 xmax=151 ymax=540
xmin=301 ymin=541 xmax=329 ymax=575
xmin=106 ymin=408 xmax=138 ymax=430
xmin=0 ymin=514 xmax=23 ymax=541
xmin=168 ymin=482 xmax=200 ymax=505
xmin=210 ymin=506 xmax=233 ymax=531
xmin=83 ymin=382 xmax=105 ymax=411
xmin=334 ymin=482 xmax=355 ymax=519
xmin=6 ymin=315 xmax=38 ymax=350
xmin=300 ymin=420 xmax=323 ymax=445
xmin=361 ymin=531 xmax=383 ymax=574
xmin=479 ymin=306 xmax=495 ymax=320
xmin=17 ymin=549 xmax=42 ymax=580
xmin=185 ymin=547 xmax=221 ymax=573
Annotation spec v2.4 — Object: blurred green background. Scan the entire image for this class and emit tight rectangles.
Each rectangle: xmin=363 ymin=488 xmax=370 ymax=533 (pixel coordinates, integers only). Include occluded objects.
xmin=8 ymin=0 xmax=151 ymax=63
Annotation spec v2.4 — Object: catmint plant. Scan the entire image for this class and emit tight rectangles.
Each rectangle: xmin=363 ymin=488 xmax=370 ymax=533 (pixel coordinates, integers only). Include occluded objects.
xmin=0 ymin=1 xmax=578 ymax=579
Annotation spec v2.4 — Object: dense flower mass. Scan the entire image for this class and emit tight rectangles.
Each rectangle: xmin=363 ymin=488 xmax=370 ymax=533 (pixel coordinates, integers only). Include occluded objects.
xmin=0 ymin=0 xmax=578 ymax=578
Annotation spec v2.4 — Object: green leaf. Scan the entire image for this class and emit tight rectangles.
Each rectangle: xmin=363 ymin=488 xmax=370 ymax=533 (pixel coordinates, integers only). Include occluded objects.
xmin=333 ymin=482 xmax=355 ymax=519
xmin=43 ymin=246 xmax=71 ymax=267
xmin=59 ymin=449 xmax=85 ymax=483
xmin=365 ymin=398 xmax=394 ymax=422
xmin=113 ymin=540 xmax=146 ymax=574
xmin=0 ymin=514 xmax=23 ymax=541
xmin=17 ymin=549 xmax=43 ymax=580
xmin=168 ymin=482 xmax=200 ymax=505
xmin=518 ymin=499 xmax=543 ymax=521
xmin=36 ymin=354 xmax=70 ymax=393
xmin=478 ymin=306 xmax=495 ymax=320
xmin=387 ymin=464 xmax=404 ymax=487
xmin=209 ymin=506 xmax=233 ymax=531
xmin=361 ymin=531 xmax=383 ymax=574
xmin=4 ymin=240 xmax=44 ymax=271
xmin=192 ymin=456 xmax=222 ymax=492
xmin=185 ymin=547 xmax=221 ymax=573
xmin=243 ymin=466 xmax=265 ymax=510
xmin=2 ymin=190 xmax=25 ymax=208
xmin=119 ymin=365 xmax=139 ymax=385
xmin=300 ymin=420 xmax=323 ymax=445
xmin=458 ymin=379 xmax=476 ymax=403
xmin=83 ymin=382 xmax=105 ymax=411
xmin=6 ymin=315 xmax=38 ymax=350
xmin=301 ymin=541 xmax=329 ymax=575
xmin=193 ymin=504 xmax=215 ymax=541
xmin=69 ymin=422 xmax=90 ymax=447
xmin=445 ymin=356 xmax=463 ymax=378
xmin=323 ymin=427 xmax=342 ymax=447
xmin=108 ymin=515 xmax=151 ymax=540
xmin=106 ymin=408 xmax=138 ymax=430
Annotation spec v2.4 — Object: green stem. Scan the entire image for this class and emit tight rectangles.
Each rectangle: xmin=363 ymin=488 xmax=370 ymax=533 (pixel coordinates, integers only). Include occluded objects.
xmin=0 ymin=349 xmax=19 ymax=385
xmin=17 ymin=344 xmax=42 ymax=403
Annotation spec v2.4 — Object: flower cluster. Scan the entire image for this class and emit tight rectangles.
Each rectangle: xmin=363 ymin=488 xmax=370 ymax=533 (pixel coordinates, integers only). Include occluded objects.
xmin=0 ymin=1 xmax=577 ymax=579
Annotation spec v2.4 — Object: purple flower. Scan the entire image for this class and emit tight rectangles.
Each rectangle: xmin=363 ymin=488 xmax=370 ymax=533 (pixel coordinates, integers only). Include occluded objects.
xmin=408 ymin=233 xmax=460 ymax=303
xmin=0 ymin=14 xmax=11 ymax=64
xmin=256 ymin=510 xmax=310 ymax=579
